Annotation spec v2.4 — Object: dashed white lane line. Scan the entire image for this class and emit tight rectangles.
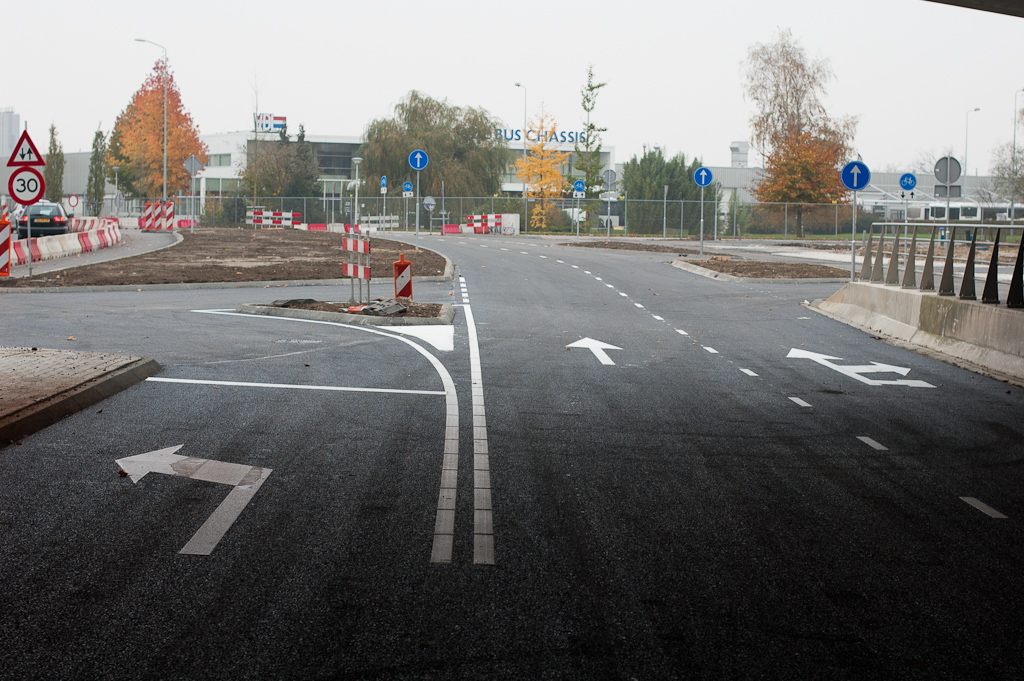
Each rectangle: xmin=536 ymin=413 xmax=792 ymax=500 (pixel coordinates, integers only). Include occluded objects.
xmin=539 ymin=255 xmax=547 ymax=259
xmin=634 ymin=303 xmax=645 ymax=309
xmin=572 ymin=265 xmax=579 ymax=269
xmin=676 ymin=329 xmax=689 ymax=336
xmin=959 ymin=497 xmax=1009 ymax=519
xmin=789 ymin=397 xmax=812 ymax=407
xmin=500 ymin=248 xmax=509 ymax=251
xmin=606 ymin=284 xmax=615 ymax=288
xmin=857 ymin=436 xmax=888 ymax=451
xmin=652 ymin=316 xmax=664 ymax=321
xmin=703 ymin=347 xmax=719 ymax=354
xmin=798 ymin=316 xmax=811 ymax=320
xmin=520 ymin=251 xmax=528 ymax=254
xmin=584 ymin=270 xmax=591 ymax=274
xmin=740 ymin=368 xmax=758 ymax=376
xmin=619 ymin=292 xmax=628 ymax=297
xmin=556 ymin=259 xmax=564 ymax=263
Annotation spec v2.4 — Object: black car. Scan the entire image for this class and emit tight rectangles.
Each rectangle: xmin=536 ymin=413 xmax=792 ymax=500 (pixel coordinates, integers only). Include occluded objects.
xmin=17 ymin=201 xmax=72 ymax=240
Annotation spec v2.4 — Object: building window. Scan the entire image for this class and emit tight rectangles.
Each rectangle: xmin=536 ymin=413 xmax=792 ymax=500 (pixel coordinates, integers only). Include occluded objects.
xmin=207 ymin=153 xmax=232 ymax=167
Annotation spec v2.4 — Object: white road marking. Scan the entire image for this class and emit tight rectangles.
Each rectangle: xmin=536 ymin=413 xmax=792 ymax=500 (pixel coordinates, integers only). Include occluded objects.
xmin=584 ymin=270 xmax=591 ymax=274
xmin=500 ymin=248 xmax=509 ymax=251
xmin=116 ymin=445 xmax=272 ymax=556
xmin=703 ymin=347 xmax=718 ymax=354
xmin=147 ymin=377 xmax=444 ymax=396
xmin=521 ymin=251 xmax=528 ymax=254
xmin=652 ymin=316 xmax=664 ymax=321
xmin=798 ymin=317 xmax=811 ymax=320
xmin=566 ymin=337 xmax=622 ymax=366
xmin=556 ymin=259 xmax=564 ymax=263
xmin=606 ymin=284 xmax=614 ymax=288
xmin=857 ymin=436 xmax=888 ymax=451
xmin=634 ymin=303 xmax=645 ymax=309
xmin=619 ymin=292 xmax=628 ymax=297
xmin=595 ymin=277 xmax=602 ymax=280
xmin=191 ymin=309 xmax=460 ymax=565
xmin=959 ymin=497 xmax=1009 ymax=519
xmin=787 ymin=348 xmax=935 ymax=388
xmin=740 ymin=368 xmax=758 ymax=376
xmin=539 ymin=255 xmax=547 ymax=259
xmin=464 ymin=301 xmax=494 ymax=566
xmin=572 ymin=265 xmax=579 ymax=269
xmin=387 ymin=326 xmax=455 ymax=352
xmin=676 ymin=329 xmax=689 ymax=336
xmin=789 ymin=397 xmax=812 ymax=407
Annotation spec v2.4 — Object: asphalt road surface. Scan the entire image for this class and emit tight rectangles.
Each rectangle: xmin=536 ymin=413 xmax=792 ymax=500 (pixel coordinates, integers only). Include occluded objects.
xmin=1 ymin=234 xmax=1021 ymax=680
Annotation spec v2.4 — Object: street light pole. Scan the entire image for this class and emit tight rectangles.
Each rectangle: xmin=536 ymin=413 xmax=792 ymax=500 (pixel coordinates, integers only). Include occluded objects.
xmin=353 ymin=157 xmax=362 ymax=302
xmin=964 ymin=107 xmax=979 ymax=205
xmin=515 ymin=82 xmax=528 ymax=234
xmin=135 ymin=38 xmax=168 ymax=203
xmin=113 ymin=166 xmax=119 ymax=219
xmin=1012 ymin=90 xmax=1024 ymax=226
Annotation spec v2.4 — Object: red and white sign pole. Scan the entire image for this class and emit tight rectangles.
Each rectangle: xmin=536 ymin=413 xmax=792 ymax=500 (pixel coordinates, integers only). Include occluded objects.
xmin=394 ymin=253 xmax=412 ymax=299
xmin=6 ymin=129 xmax=46 ymax=276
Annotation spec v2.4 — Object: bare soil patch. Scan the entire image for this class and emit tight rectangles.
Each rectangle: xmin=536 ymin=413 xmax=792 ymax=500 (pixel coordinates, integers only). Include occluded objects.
xmin=564 ymin=240 xmax=697 ymax=255
xmin=695 ymin=258 xmax=848 ymax=279
xmin=0 ymin=228 xmax=448 ymax=288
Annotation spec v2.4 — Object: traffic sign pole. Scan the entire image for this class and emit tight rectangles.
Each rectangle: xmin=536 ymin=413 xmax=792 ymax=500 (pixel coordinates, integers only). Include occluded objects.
xmin=415 ymin=170 xmax=420 ymax=251
xmin=699 ymin=186 xmax=705 ymax=256
xmin=851 ymin=191 xmax=858 ymax=281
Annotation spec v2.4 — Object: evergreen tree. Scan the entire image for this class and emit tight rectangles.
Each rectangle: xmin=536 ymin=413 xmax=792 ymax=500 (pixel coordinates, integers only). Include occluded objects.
xmin=43 ymin=124 xmax=65 ymax=203
xmin=86 ymin=128 xmax=107 ymax=216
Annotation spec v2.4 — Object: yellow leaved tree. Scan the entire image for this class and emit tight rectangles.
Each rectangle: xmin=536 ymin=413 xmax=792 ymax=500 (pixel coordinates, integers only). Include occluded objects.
xmin=515 ymin=111 xmax=570 ymax=231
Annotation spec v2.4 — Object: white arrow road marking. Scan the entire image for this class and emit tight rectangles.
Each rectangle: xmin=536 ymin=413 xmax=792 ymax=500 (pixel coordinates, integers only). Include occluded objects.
xmin=566 ymin=337 xmax=623 ymax=365
xmin=787 ymin=348 xmax=935 ymax=388
xmin=959 ymin=497 xmax=1008 ymax=519
xmin=116 ymin=445 xmax=272 ymax=555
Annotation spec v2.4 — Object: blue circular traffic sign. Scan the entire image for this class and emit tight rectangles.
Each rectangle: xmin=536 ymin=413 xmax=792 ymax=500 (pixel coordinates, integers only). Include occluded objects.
xmin=899 ymin=173 xmax=917 ymax=191
xmin=841 ymin=161 xmax=871 ymax=191
xmin=693 ymin=167 xmax=713 ymax=187
xmin=409 ymin=150 xmax=429 ymax=171
xmin=380 ymin=175 xmax=387 ymax=188
xmin=403 ymin=181 xmax=413 ymax=192
xmin=573 ymin=180 xmax=585 ymax=192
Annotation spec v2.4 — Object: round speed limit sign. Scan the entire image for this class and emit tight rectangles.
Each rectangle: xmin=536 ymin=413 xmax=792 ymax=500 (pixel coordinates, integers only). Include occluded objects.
xmin=8 ymin=167 xmax=46 ymax=205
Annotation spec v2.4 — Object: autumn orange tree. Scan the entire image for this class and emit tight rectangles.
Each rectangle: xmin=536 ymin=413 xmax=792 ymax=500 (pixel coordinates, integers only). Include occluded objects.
xmin=752 ymin=130 xmax=849 ymax=233
xmin=107 ymin=59 xmax=207 ymax=198
xmin=515 ymin=111 xmax=570 ymax=231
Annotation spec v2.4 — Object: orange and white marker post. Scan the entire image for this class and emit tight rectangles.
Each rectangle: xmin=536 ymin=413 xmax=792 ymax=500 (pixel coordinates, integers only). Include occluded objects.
xmin=394 ymin=253 xmax=412 ymax=299
xmin=0 ymin=216 xmax=10 ymax=277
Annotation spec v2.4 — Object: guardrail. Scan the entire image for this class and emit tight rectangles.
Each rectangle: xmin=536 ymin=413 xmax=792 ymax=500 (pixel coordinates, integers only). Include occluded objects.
xmin=859 ymin=223 xmax=1022 ymax=308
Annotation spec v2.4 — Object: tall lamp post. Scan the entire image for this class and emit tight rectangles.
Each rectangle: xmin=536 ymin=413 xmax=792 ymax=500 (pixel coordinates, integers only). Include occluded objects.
xmin=135 ymin=38 xmax=168 ymax=203
xmin=353 ymin=157 xmax=363 ymax=301
xmin=515 ymin=82 xmax=528 ymax=233
xmin=1012 ymin=89 xmax=1024 ymax=226
xmin=964 ymin=107 xmax=979 ymax=205
xmin=112 ymin=166 xmax=119 ymax=219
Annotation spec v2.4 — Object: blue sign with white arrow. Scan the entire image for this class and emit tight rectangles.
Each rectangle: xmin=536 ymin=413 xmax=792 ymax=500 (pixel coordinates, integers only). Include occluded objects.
xmin=380 ymin=175 xmax=387 ymax=188
xmin=694 ymin=167 xmax=713 ymax=187
xmin=573 ymin=180 xmax=585 ymax=192
xmin=409 ymin=150 xmax=429 ymax=171
xmin=841 ymin=161 xmax=871 ymax=191
xmin=899 ymin=173 xmax=917 ymax=191
xmin=403 ymin=181 xmax=413 ymax=192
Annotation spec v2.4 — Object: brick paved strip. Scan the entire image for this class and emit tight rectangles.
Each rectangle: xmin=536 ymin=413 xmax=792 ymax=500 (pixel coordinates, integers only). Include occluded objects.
xmin=0 ymin=347 xmax=160 ymax=447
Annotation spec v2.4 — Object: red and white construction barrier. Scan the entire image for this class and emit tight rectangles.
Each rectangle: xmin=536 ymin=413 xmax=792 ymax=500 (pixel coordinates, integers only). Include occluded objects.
xmin=441 ymin=224 xmax=460 ymax=235
xmin=7 ymin=224 xmax=121 ymax=266
xmin=140 ymin=202 xmax=176 ymax=230
xmin=246 ymin=209 xmax=302 ymax=227
xmin=342 ymin=236 xmax=369 ymax=254
xmin=0 ymin=218 xmax=10 ymax=277
xmin=393 ymin=253 xmax=412 ymax=298
xmin=341 ymin=262 xmax=371 ymax=280
xmin=466 ymin=214 xmax=504 ymax=234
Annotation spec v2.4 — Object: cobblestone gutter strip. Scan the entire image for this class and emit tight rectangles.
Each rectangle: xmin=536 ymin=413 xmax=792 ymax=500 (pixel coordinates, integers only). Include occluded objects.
xmin=0 ymin=348 xmax=161 ymax=447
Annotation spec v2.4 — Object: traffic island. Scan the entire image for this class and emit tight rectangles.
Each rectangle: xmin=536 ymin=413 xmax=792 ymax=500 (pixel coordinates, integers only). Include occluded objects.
xmin=0 ymin=347 xmax=161 ymax=448
xmin=236 ymin=298 xmax=455 ymax=326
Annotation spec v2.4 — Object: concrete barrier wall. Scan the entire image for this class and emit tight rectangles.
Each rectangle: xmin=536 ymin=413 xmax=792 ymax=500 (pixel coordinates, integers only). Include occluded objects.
xmin=10 ymin=225 xmax=122 ymax=266
xmin=818 ymin=282 xmax=1024 ymax=381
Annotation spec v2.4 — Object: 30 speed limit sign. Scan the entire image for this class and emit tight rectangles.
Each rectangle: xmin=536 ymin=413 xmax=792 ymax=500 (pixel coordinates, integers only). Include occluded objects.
xmin=8 ymin=167 xmax=45 ymax=205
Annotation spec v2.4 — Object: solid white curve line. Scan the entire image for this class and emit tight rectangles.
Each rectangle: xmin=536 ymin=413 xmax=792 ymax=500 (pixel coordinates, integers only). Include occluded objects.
xmin=857 ymin=436 xmax=888 ymax=451
xmin=463 ymin=301 xmax=495 ymax=566
xmin=789 ymin=397 xmax=812 ymax=407
xmin=146 ymin=377 xmax=445 ymax=396
xmin=959 ymin=497 xmax=1008 ymax=519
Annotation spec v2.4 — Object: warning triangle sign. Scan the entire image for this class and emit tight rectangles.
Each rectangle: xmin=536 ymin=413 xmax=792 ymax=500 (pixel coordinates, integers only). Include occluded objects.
xmin=7 ymin=130 xmax=45 ymax=168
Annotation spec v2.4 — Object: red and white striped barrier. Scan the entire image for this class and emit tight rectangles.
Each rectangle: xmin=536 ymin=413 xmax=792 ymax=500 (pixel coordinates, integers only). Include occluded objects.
xmin=441 ymin=224 xmax=460 ymax=235
xmin=140 ymin=202 xmax=175 ymax=230
xmin=341 ymin=262 xmax=370 ymax=280
xmin=246 ymin=209 xmax=302 ymax=227
xmin=393 ymin=253 xmax=412 ymax=298
xmin=7 ymin=224 xmax=121 ymax=266
xmin=0 ymin=218 xmax=10 ymax=277
xmin=342 ymin=236 xmax=369 ymax=254
xmin=466 ymin=214 xmax=503 ymax=234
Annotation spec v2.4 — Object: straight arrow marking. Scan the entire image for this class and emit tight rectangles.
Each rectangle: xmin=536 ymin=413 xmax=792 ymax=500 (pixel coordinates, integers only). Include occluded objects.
xmin=566 ymin=337 xmax=622 ymax=365
xmin=116 ymin=446 xmax=272 ymax=555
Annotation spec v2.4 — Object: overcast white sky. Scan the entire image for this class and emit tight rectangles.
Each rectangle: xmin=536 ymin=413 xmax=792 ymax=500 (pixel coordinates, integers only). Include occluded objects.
xmin=4 ymin=0 xmax=1020 ymax=176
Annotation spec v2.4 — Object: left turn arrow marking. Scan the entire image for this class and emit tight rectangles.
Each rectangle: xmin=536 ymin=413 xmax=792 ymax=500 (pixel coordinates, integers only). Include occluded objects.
xmin=117 ymin=445 xmax=272 ymax=555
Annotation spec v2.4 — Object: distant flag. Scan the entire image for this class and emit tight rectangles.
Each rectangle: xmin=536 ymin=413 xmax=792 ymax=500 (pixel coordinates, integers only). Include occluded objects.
xmin=255 ymin=113 xmax=287 ymax=133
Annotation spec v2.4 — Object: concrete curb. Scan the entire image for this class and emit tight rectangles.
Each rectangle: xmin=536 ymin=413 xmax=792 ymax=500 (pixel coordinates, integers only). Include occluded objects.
xmin=671 ymin=259 xmax=849 ymax=284
xmin=236 ymin=303 xmax=456 ymax=326
xmin=0 ymin=356 xmax=161 ymax=447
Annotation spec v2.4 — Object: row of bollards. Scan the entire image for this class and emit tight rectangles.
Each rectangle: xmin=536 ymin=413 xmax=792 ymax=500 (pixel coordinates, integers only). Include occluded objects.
xmin=859 ymin=225 xmax=1023 ymax=308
